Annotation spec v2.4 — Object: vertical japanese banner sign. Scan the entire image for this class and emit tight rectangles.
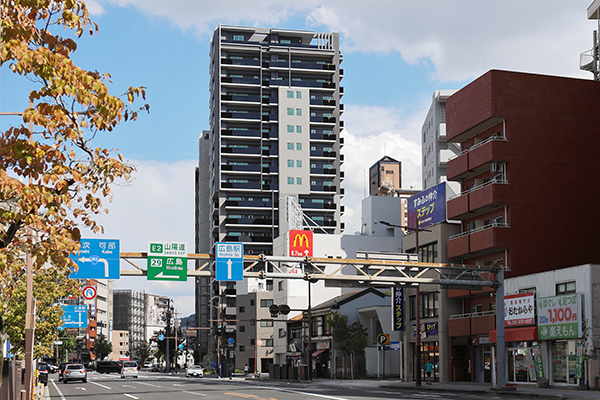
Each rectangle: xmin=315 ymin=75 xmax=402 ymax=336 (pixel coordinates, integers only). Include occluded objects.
xmin=392 ymin=286 xmax=404 ymax=331
xmin=575 ymin=343 xmax=584 ymax=379
xmin=532 ymin=344 xmax=544 ymax=379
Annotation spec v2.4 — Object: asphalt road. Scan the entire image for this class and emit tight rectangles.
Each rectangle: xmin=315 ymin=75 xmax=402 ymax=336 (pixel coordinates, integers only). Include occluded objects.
xmin=46 ymin=371 xmax=517 ymax=400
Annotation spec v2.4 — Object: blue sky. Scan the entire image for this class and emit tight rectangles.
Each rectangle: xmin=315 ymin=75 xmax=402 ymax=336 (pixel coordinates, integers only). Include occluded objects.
xmin=1 ymin=0 xmax=594 ymax=317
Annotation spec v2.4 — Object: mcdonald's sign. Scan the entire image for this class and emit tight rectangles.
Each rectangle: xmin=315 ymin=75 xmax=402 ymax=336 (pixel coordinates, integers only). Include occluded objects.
xmin=289 ymin=230 xmax=313 ymax=257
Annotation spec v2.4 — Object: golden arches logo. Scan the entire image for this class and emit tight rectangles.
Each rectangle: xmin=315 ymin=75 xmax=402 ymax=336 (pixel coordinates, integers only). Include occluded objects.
xmin=293 ymin=234 xmax=310 ymax=248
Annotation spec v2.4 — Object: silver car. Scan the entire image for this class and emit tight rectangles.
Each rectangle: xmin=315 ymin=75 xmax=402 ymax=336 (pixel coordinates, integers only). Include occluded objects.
xmin=63 ymin=364 xmax=87 ymax=383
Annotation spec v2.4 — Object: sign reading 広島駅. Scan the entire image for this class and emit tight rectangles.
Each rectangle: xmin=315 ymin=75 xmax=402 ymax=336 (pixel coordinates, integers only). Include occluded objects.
xmin=537 ymin=293 xmax=582 ymax=340
xmin=147 ymin=242 xmax=188 ymax=281
xmin=407 ymin=182 xmax=446 ymax=229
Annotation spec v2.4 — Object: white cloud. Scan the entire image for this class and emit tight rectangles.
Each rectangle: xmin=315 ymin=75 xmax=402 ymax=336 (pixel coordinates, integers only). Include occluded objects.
xmin=98 ymin=0 xmax=593 ymax=82
xmin=340 ymin=104 xmax=424 ymax=234
xmin=83 ymin=159 xmax=197 ymax=317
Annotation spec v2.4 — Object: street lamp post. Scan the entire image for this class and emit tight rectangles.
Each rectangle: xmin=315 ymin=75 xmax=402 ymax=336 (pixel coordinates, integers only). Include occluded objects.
xmin=379 ymin=220 xmax=430 ymax=387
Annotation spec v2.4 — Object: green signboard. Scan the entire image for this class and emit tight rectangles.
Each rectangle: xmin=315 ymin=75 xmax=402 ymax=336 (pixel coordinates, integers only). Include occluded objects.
xmin=147 ymin=241 xmax=187 ymax=281
xmin=537 ymin=293 xmax=582 ymax=340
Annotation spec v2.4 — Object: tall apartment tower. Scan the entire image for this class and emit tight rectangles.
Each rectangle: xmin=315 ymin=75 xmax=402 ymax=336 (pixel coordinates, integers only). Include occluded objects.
xmin=422 ymin=90 xmax=460 ymax=194
xmin=196 ymin=25 xmax=345 ymax=363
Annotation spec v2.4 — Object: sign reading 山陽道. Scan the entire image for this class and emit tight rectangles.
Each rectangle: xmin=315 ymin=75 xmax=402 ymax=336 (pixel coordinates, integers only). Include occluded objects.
xmin=537 ymin=293 xmax=582 ymax=340
xmin=147 ymin=241 xmax=188 ymax=281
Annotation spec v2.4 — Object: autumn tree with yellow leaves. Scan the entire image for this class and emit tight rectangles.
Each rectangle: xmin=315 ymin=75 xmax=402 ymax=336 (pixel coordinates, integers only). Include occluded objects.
xmin=0 ymin=0 xmax=147 ymax=367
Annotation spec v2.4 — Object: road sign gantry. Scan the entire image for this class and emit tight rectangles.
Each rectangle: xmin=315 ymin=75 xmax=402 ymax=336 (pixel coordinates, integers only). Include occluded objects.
xmin=118 ymin=252 xmax=501 ymax=289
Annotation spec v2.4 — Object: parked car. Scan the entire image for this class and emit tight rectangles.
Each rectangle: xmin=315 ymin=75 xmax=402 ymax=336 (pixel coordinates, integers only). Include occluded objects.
xmin=151 ymin=364 xmax=161 ymax=372
xmin=58 ymin=362 xmax=68 ymax=381
xmin=96 ymin=360 xmax=123 ymax=374
xmin=37 ymin=363 xmax=49 ymax=386
xmin=121 ymin=361 xmax=139 ymax=379
xmin=143 ymin=360 xmax=153 ymax=369
xmin=185 ymin=365 xmax=204 ymax=378
xmin=63 ymin=364 xmax=87 ymax=384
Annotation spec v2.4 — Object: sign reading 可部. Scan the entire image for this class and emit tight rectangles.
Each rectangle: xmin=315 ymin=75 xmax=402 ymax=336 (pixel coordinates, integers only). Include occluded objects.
xmin=407 ymin=182 xmax=446 ymax=229
xmin=147 ymin=242 xmax=188 ymax=281
xmin=504 ymin=292 xmax=535 ymax=326
xmin=537 ymin=293 xmax=582 ymax=340
xmin=289 ymin=230 xmax=313 ymax=257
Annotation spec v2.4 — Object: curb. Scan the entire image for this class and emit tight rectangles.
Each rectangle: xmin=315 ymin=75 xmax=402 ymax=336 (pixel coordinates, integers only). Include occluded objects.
xmin=379 ymin=384 xmax=566 ymax=400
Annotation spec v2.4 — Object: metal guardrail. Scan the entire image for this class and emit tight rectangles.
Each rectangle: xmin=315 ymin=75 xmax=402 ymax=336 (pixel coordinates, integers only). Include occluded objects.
xmin=448 ymin=309 xmax=496 ymax=319
xmin=448 ymin=178 xmax=508 ymax=201
xmin=448 ymin=222 xmax=510 ymax=240
xmin=447 ymin=135 xmax=508 ymax=162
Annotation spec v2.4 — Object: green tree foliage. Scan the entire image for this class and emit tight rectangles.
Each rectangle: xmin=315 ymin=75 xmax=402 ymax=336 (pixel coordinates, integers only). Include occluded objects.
xmin=57 ymin=332 xmax=77 ymax=363
xmin=327 ymin=311 xmax=368 ymax=356
xmin=0 ymin=0 xmax=148 ymax=370
xmin=93 ymin=334 xmax=112 ymax=361
xmin=132 ymin=339 xmax=152 ymax=364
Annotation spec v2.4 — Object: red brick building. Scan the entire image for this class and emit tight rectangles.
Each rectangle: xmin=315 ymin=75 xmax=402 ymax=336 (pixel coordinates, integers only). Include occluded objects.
xmin=443 ymin=70 xmax=600 ymax=382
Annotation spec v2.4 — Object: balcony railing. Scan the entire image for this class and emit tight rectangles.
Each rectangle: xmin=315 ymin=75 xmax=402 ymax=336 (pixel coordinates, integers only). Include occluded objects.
xmin=449 ymin=178 xmax=508 ymax=201
xmin=449 ymin=310 xmax=496 ymax=319
xmin=448 ymin=222 xmax=510 ymax=241
xmin=448 ymin=135 xmax=508 ymax=161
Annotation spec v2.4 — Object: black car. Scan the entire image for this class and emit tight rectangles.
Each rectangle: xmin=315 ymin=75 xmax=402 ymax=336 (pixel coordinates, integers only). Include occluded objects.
xmin=37 ymin=363 xmax=49 ymax=386
xmin=96 ymin=360 xmax=123 ymax=374
xmin=58 ymin=362 xmax=69 ymax=381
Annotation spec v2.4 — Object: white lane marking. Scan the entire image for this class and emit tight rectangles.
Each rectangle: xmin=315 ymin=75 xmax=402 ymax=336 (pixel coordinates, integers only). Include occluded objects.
xmin=50 ymin=380 xmax=67 ymax=400
xmin=182 ymin=391 xmax=207 ymax=396
xmin=124 ymin=394 xmax=139 ymax=399
xmin=257 ymin=385 xmax=352 ymax=400
xmin=137 ymin=381 xmax=162 ymax=388
xmin=173 ymin=383 xmax=185 ymax=387
xmin=89 ymin=380 xmax=112 ymax=390
xmin=75 ymin=387 xmax=87 ymax=390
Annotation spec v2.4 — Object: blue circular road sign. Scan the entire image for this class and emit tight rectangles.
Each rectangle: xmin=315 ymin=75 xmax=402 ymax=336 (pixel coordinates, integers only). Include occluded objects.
xmin=158 ymin=334 xmax=165 ymax=341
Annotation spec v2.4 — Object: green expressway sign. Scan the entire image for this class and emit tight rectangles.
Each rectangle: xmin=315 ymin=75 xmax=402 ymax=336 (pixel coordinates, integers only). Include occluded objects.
xmin=147 ymin=241 xmax=187 ymax=281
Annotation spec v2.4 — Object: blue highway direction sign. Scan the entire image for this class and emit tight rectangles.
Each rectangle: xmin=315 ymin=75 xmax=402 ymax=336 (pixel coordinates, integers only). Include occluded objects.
xmin=61 ymin=305 xmax=88 ymax=329
xmin=216 ymin=242 xmax=243 ymax=281
xmin=70 ymin=238 xmax=120 ymax=279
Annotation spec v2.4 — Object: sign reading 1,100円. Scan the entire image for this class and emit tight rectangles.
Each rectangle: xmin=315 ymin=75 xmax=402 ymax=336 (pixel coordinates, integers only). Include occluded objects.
xmin=537 ymin=293 xmax=582 ymax=340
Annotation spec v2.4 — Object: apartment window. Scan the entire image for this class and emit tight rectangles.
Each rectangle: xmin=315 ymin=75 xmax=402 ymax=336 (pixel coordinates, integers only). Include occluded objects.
xmin=260 ymin=299 xmax=274 ymax=307
xmin=311 ymin=129 xmax=316 ymax=133
xmin=418 ymin=242 xmax=438 ymax=263
xmin=488 ymin=216 xmax=504 ymax=226
xmin=239 ymin=345 xmax=245 ymax=352
xmin=250 ymin=299 xmax=255 ymax=306
xmin=296 ymin=91 xmax=302 ymax=99
xmin=278 ymin=281 xmax=283 ymax=291
xmin=287 ymin=177 xmax=294 ymax=185
xmin=287 ymin=160 xmax=294 ymax=168
xmin=469 ymin=304 xmax=483 ymax=315
xmin=519 ymin=287 xmax=536 ymax=294
xmin=466 ymin=221 xmax=476 ymax=232
xmin=281 ymin=39 xmax=291 ymax=44
xmin=260 ymin=321 xmax=273 ymax=327
xmin=409 ymin=292 xmax=439 ymax=319
xmin=233 ymin=35 xmax=244 ymax=41
xmin=296 ymin=177 xmax=302 ymax=185
xmin=250 ymin=320 xmax=255 ymax=326
xmin=323 ymin=113 xmax=332 ymax=117
xmin=296 ymin=143 xmax=302 ymax=151
xmin=250 ymin=338 xmax=255 ymax=345
xmin=279 ymin=328 xmax=286 ymax=338
xmin=296 ymin=160 xmax=302 ymax=168
xmin=311 ymin=112 xmax=316 ymax=117
xmin=296 ymin=108 xmax=302 ymax=116
xmin=287 ymin=142 xmax=294 ymax=150
xmin=263 ymin=339 xmax=274 ymax=347
xmin=556 ymin=281 xmax=576 ymax=295
xmin=296 ymin=125 xmax=302 ymax=134
xmin=287 ymin=91 xmax=294 ymax=98
xmin=287 ymin=108 xmax=294 ymax=116
xmin=239 ymin=306 xmax=245 ymax=313
xmin=239 ymin=325 xmax=245 ymax=332
xmin=287 ymin=124 xmax=294 ymax=133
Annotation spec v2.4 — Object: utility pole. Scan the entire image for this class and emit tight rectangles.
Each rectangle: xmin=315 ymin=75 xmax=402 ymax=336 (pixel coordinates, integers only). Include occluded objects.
xmin=379 ymin=220 xmax=430 ymax=387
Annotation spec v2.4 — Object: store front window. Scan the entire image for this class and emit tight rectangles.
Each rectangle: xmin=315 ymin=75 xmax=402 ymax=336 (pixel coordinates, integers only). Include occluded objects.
xmin=419 ymin=341 xmax=439 ymax=382
xmin=552 ymin=340 xmax=582 ymax=384
xmin=507 ymin=342 xmax=537 ymax=383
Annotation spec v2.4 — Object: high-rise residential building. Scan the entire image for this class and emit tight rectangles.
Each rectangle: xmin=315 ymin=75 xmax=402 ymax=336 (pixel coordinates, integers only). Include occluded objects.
xmin=196 ymin=24 xmax=345 ymax=367
xmin=422 ymin=90 xmax=460 ymax=194
xmin=113 ymin=289 xmax=147 ymax=353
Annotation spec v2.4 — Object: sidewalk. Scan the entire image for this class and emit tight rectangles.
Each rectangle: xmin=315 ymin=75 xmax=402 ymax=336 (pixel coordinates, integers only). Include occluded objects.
xmin=309 ymin=378 xmax=600 ymax=400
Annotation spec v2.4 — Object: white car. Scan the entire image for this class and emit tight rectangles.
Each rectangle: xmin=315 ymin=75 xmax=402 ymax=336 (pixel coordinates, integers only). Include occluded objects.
xmin=63 ymin=364 xmax=87 ymax=384
xmin=186 ymin=365 xmax=204 ymax=377
xmin=121 ymin=361 xmax=139 ymax=378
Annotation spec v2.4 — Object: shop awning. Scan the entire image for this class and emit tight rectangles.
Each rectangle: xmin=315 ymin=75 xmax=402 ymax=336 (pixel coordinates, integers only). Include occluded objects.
xmin=489 ymin=326 xmax=537 ymax=342
xmin=312 ymin=349 xmax=326 ymax=357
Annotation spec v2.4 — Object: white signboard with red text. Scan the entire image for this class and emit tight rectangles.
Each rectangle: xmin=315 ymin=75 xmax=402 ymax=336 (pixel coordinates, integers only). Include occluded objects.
xmin=537 ymin=293 xmax=582 ymax=340
xmin=504 ymin=292 xmax=535 ymax=326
